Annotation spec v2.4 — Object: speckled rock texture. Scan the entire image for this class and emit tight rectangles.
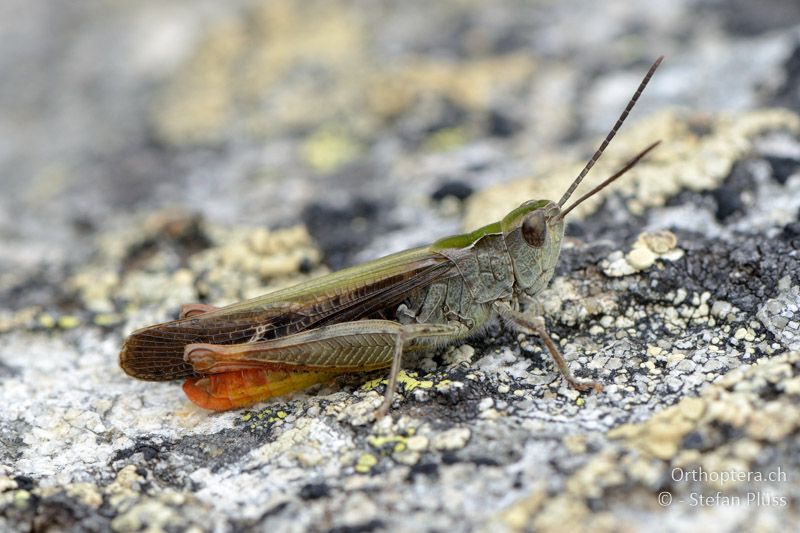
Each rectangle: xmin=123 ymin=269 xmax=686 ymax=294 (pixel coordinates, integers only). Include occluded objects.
xmin=2 ymin=1 xmax=800 ymax=531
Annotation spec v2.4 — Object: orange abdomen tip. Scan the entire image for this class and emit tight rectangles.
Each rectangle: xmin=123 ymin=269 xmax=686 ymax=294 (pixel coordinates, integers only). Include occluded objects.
xmin=182 ymin=368 xmax=341 ymax=411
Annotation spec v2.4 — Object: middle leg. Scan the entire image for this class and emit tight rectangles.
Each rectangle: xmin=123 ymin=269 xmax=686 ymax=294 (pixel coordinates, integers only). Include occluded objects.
xmin=494 ymin=301 xmax=603 ymax=393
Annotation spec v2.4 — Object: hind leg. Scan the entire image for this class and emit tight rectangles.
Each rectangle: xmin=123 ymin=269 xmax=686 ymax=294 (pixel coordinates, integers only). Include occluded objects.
xmin=183 ymin=320 xmax=470 ymax=416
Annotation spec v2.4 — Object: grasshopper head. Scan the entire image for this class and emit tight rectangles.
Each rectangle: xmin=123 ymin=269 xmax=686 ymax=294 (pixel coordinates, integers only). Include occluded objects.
xmin=501 ymin=138 xmax=660 ymax=298
xmin=501 ymin=199 xmax=565 ymax=297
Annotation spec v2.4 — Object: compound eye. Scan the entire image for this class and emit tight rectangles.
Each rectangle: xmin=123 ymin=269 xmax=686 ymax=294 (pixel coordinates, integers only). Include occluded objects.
xmin=521 ymin=211 xmax=547 ymax=247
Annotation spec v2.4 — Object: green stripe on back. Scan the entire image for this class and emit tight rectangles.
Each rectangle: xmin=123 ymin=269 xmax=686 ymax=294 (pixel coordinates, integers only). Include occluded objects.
xmin=432 ymin=199 xmax=550 ymax=251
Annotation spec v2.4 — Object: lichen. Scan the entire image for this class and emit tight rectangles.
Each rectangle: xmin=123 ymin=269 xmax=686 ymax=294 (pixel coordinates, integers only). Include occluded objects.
xmin=464 ymin=109 xmax=800 ymax=229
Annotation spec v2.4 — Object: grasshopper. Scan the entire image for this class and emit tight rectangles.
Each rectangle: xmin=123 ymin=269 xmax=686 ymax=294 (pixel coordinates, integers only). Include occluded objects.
xmin=120 ymin=57 xmax=663 ymax=416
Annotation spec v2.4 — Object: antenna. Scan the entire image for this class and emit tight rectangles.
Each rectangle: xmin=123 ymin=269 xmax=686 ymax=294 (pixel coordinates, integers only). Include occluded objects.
xmin=559 ymin=140 xmax=660 ymax=219
xmin=558 ymin=56 xmax=664 ymax=208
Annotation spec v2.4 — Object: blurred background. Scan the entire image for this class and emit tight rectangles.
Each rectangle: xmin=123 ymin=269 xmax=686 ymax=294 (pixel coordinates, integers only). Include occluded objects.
xmin=1 ymin=0 xmax=799 ymax=280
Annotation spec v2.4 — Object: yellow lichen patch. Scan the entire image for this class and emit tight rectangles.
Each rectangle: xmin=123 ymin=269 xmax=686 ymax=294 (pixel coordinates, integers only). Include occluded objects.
xmin=566 ymin=450 xmax=628 ymax=500
xmin=430 ymin=427 xmax=471 ymax=451
xmin=190 ymin=223 xmax=322 ymax=301
xmin=364 ymin=427 xmax=428 ymax=465
xmin=17 ymin=473 xmax=208 ymax=533
xmin=0 ymin=472 xmax=16 ymax=493
xmin=110 ymin=493 xmax=201 ymax=532
xmin=406 ymin=435 xmax=429 ymax=452
xmin=199 ymin=224 xmax=320 ymax=279
xmin=359 ymin=376 xmax=385 ymax=392
xmin=606 ymin=395 xmax=709 ymax=460
xmin=523 ymin=493 xmax=614 ymax=533
xmin=366 ymin=55 xmax=535 ymax=118
xmin=562 ymin=434 xmax=588 ymax=455
xmin=240 ymin=0 xmax=365 ymax=96
xmin=677 ymin=396 xmax=706 ymax=421
xmin=355 ymin=452 xmax=378 ymax=474
xmin=625 ymin=230 xmax=683 ymax=272
xmin=640 ymin=230 xmax=678 ymax=255
xmin=68 ymin=269 xmax=120 ymax=313
xmin=601 ymin=230 xmax=683 ymax=277
xmin=502 ymin=485 xmax=547 ymax=531
xmin=93 ymin=313 xmax=123 ymax=327
xmin=367 ymin=435 xmax=408 ymax=454
xmin=423 ymin=127 xmax=468 ymax=152
xmin=64 ymin=483 xmax=103 ymax=508
xmin=152 ymin=0 xmax=366 ymax=144
xmin=239 ymin=405 xmax=302 ymax=433
xmin=106 ymin=465 xmax=147 ymax=510
xmin=57 ymin=315 xmax=80 ymax=330
xmin=83 ymin=210 xmax=327 ymax=356
xmin=465 ymin=109 xmax=800 ymax=230
xmin=434 ymin=379 xmax=455 ymax=391
xmin=397 ymin=371 xmax=434 ymax=392
xmin=360 ymin=370 xmax=434 ymax=393
xmin=246 ymin=416 xmax=361 ymax=471
xmin=37 ymin=313 xmax=56 ymax=329
xmin=301 ymin=127 xmax=361 ymax=172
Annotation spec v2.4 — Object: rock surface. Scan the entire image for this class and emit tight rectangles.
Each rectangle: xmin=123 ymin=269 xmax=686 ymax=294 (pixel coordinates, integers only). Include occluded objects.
xmin=2 ymin=1 xmax=800 ymax=531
